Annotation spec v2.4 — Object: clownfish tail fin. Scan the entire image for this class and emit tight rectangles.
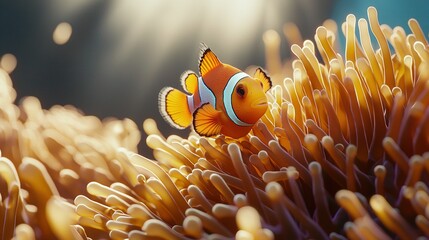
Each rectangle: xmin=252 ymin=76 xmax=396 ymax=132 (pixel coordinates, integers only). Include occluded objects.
xmin=159 ymin=87 xmax=192 ymax=129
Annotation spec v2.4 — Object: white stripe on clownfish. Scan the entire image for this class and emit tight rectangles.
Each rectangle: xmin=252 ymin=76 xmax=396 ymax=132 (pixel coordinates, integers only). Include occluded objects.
xmin=223 ymin=72 xmax=253 ymax=127
xmin=197 ymin=76 xmax=216 ymax=110
xmin=187 ymin=95 xmax=194 ymax=113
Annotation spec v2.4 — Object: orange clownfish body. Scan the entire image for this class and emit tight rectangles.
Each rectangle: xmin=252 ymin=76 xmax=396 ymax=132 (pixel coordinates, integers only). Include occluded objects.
xmin=159 ymin=44 xmax=272 ymax=138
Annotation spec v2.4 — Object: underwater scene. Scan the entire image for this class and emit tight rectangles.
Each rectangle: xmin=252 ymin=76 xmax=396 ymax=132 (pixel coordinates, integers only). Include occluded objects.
xmin=0 ymin=1 xmax=429 ymax=239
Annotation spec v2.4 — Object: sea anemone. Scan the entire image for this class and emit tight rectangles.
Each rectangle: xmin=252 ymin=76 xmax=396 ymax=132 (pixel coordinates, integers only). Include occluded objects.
xmin=0 ymin=68 xmax=140 ymax=239
xmin=1 ymin=6 xmax=429 ymax=239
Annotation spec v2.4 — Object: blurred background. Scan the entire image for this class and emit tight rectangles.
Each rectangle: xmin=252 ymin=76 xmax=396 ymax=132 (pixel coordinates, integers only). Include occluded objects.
xmin=0 ymin=0 xmax=428 ymax=154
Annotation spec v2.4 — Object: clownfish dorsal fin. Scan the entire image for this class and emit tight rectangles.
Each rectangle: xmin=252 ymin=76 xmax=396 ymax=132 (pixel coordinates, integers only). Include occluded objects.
xmin=254 ymin=67 xmax=272 ymax=93
xmin=180 ymin=70 xmax=198 ymax=94
xmin=193 ymin=103 xmax=222 ymax=137
xmin=199 ymin=43 xmax=222 ymax=76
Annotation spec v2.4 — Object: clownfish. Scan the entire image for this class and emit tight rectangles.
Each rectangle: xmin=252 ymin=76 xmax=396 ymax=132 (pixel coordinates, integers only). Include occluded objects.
xmin=159 ymin=44 xmax=272 ymax=138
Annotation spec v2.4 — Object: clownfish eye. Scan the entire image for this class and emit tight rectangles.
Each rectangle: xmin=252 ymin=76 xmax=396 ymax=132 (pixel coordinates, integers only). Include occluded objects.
xmin=236 ymin=84 xmax=246 ymax=97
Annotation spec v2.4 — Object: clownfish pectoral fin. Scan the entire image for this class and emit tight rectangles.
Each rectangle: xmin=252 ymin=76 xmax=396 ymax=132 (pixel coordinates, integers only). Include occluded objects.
xmin=254 ymin=67 xmax=272 ymax=93
xmin=159 ymin=87 xmax=192 ymax=129
xmin=199 ymin=43 xmax=222 ymax=76
xmin=193 ymin=103 xmax=222 ymax=137
xmin=180 ymin=71 xmax=198 ymax=94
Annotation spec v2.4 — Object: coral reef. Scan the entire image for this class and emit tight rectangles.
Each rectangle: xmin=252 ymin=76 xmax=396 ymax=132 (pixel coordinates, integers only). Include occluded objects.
xmin=1 ymin=6 xmax=429 ymax=240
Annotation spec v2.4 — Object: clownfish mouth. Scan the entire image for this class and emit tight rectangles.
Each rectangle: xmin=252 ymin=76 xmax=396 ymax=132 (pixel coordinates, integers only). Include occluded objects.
xmin=252 ymin=98 xmax=268 ymax=108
